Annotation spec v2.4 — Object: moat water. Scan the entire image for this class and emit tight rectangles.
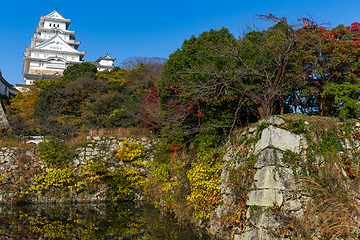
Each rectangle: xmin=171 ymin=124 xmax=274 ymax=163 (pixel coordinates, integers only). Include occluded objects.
xmin=0 ymin=202 xmax=209 ymax=239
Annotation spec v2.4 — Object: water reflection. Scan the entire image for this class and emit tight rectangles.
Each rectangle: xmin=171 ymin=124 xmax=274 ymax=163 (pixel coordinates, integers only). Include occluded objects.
xmin=0 ymin=202 xmax=209 ymax=239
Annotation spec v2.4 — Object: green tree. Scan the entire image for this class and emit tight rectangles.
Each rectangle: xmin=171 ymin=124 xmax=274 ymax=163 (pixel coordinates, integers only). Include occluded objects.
xmin=103 ymin=62 xmax=164 ymax=129
xmin=159 ymin=19 xmax=302 ymax=136
xmin=158 ymin=27 xmax=240 ymax=135
xmin=291 ymin=22 xmax=360 ymax=119
xmin=62 ymin=62 xmax=98 ymax=82
xmin=34 ymin=77 xmax=116 ymax=136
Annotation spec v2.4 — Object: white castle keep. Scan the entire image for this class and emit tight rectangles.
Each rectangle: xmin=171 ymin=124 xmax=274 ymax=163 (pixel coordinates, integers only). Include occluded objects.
xmin=22 ymin=7 xmax=116 ymax=85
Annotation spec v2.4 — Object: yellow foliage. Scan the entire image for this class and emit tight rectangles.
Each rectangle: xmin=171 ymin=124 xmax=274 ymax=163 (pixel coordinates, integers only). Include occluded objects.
xmin=96 ymin=68 xmax=128 ymax=86
xmin=186 ymin=148 xmax=223 ymax=219
xmin=115 ymin=140 xmax=146 ymax=165
xmin=79 ymin=158 xmax=107 ymax=183
xmin=29 ymin=168 xmax=75 ymax=194
xmin=7 ymin=84 xmax=40 ymax=124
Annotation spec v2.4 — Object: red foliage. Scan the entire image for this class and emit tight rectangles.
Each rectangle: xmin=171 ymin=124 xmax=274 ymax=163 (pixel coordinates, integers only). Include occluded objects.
xmin=169 ymin=142 xmax=181 ymax=162
xmin=345 ymin=22 xmax=360 ymax=32
xmin=141 ymin=86 xmax=160 ymax=130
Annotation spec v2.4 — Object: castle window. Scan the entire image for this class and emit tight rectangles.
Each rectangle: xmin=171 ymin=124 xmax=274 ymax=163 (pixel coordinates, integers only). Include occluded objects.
xmin=49 ymin=23 xmax=51 ymax=27
xmin=58 ymin=24 xmax=59 ymax=28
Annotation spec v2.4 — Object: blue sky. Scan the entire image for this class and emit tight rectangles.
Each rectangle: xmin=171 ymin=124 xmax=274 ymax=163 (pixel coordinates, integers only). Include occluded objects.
xmin=0 ymin=0 xmax=359 ymax=85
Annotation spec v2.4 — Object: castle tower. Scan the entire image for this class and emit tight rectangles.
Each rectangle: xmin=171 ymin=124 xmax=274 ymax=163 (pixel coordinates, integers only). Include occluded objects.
xmin=86 ymin=53 xmax=117 ymax=72
xmin=22 ymin=7 xmax=86 ymax=84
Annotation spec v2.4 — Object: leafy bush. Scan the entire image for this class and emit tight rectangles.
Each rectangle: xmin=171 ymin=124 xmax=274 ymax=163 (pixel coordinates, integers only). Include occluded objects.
xmin=115 ymin=140 xmax=146 ymax=163
xmin=37 ymin=139 xmax=75 ymax=167
xmin=29 ymin=168 xmax=75 ymax=195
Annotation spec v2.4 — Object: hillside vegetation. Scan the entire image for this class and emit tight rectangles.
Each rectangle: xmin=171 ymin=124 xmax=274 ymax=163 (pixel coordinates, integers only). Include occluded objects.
xmin=2 ymin=15 xmax=360 ymax=239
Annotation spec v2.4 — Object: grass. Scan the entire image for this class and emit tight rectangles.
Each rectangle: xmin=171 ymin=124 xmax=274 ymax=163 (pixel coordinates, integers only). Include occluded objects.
xmin=293 ymin=159 xmax=360 ymax=239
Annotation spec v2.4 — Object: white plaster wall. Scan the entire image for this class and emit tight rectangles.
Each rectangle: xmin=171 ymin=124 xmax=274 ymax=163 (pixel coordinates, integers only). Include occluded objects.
xmin=99 ymin=59 xmax=113 ymax=66
xmin=25 ymin=79 xmax=33 ymax=85
xmin=58 ymin=22 xmax=66 ymax=30
xmin=44 ymin=20 xmax=61 ymax=29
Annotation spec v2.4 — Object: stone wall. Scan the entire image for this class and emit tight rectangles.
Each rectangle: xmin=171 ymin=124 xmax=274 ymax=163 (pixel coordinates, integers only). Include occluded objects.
xmin=210 ymin=116 xmax=317 ymax=239
xmin=0 ymin=136 xmax=156 ymax=204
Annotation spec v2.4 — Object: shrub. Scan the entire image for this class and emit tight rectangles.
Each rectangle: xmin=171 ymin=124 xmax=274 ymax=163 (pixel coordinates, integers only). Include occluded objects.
xmin=109 ymin=140 xmax=147 ymax=198
xmin=37 ymin=139 xmax=75 ymax=167
xmin=115 ymin=140 xmax=146 ymax=163
xmin=29 ymin=168 xmax=75 ymax=195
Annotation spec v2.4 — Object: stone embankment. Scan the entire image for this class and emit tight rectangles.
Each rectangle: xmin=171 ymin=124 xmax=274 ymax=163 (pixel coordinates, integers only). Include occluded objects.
xmin=0 ymin=136 xmax=156 ymax=204
xmin=207 ymin=116 xmax=307 ymax=239
xmin=210 ymin=116 xmax=349 ymax=240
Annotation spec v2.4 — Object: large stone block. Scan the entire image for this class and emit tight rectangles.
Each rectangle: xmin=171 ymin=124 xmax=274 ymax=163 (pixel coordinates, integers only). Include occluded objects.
xmin=254 ymin=148 xmax=284 ymax=168
xmin=254 ymin=166 xmax=283 ymax=190
xmin=247 ymin=189 xmax=283 ymax=207
xmin=254 ymin=126 xmax=301 ymax=154
xmin=235 ymin=228 xmax=272 ymax=240
xmin=248 ymin=209 xmax=281 ymax=229
xmin=284 ymin=199 xmax=301 ymax=211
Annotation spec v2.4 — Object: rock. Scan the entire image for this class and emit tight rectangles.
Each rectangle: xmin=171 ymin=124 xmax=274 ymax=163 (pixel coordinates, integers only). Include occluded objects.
xmin=342 ymin=138 xmax=352 ymax=149
xmin=254 ymin=148 xmax=284 ymax=168
xmin=254 ymin=125 xmax=301 ymax=154
xmin=284 ymin=200 xmax=301 ymax=211
xmin=73 ymin=159 xmax=80 ymax=166
xmin=259 ymin=116 xmax=285 ymax=125
xmin=247 ymin=189 xmax=283 ymax=207
xmin=235 ymin=228 xmax=272 ymax=240
xmin=249 ymin=209 xmax=281 ymax=229
xmin=248 ymin=127 xmax=257 ymax=133
xmin=4 ymin=156 xmax=14 ymax=164
xmin=300 ymin=134 xmax=308 ymax=150
xmin=220 ymin=169 xmax=232 ymax=195
xmin=293 ymin=209 xmax=304 ymax=219
xmin=209 ymin=207 xmax=223 ymax=237
xmin=223 ymin=149 xmax=236 ymax=162
xmin=253 ymin=166 xmax=294 ymax=190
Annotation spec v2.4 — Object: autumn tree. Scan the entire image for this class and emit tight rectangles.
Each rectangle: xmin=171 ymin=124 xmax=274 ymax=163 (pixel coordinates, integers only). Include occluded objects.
xmin=158 ymin=18 xmax=308 ymax=136
xmin=213 ymin=15 xmax=304 ymax=119
xmin=34 ymin=77 xmax=122 ymax=137
xmin=6 ymin=84 xmax=40 ymax=135
xmin=104 ymin=62 xmax=164 ymax=129
xmin=291 ymin=21 xmax=360 ymax=119
xmin=157 ymin=28 xmax=243 ymax=135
